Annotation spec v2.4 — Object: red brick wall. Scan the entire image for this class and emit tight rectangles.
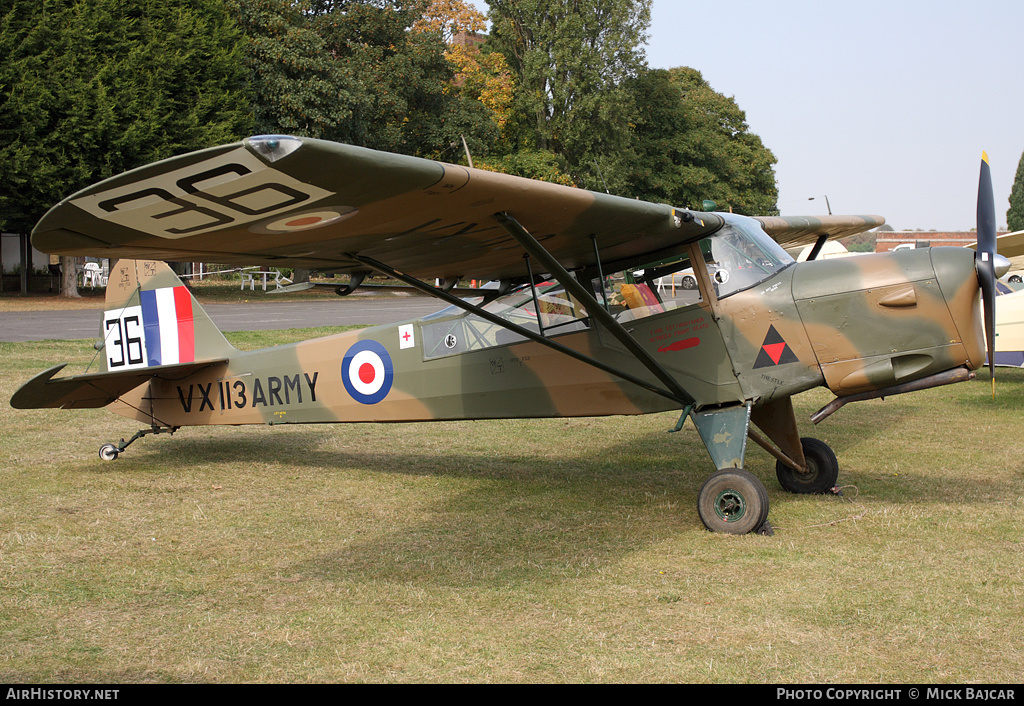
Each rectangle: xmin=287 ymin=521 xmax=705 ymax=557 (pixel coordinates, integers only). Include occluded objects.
xmin=874 ymin=231 xmax=1006 ymax=253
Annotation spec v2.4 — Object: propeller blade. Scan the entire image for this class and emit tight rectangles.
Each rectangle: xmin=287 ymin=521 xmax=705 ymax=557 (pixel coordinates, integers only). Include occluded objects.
xmin=977 ymin=152 xmax=997 ymax=396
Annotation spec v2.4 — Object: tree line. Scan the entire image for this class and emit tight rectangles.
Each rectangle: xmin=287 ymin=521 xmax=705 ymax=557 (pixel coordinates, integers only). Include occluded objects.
xmin=1009 ymin=150 xmax=1024 ymax=232
xmin=1 ymin=0 xmax=783 ymax=293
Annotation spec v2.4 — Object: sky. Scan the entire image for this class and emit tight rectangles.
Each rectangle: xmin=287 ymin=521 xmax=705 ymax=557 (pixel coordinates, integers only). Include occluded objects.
xmin=474 ymin=0 xmax=1024 ymax=231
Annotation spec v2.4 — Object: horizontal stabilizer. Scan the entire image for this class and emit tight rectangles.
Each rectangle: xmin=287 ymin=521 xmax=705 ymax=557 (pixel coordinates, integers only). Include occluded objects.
xmin=10 ymin=360 xmax=227 ymax=410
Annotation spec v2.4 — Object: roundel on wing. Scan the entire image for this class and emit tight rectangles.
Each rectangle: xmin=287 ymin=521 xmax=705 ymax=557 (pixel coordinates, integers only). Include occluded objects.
xmin=341 ymin=340 xmax=394 ymax=405
xmin=264 ymin=210 xmax=354 ymax=232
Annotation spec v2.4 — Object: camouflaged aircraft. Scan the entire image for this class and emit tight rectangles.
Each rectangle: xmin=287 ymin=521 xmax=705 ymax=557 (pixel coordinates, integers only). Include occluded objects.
xmin=10 ymin=137 xmax=1009 ymax=535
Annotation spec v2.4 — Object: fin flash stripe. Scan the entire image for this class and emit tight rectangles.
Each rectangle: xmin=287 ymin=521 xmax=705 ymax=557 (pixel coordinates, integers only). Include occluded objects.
xmin=140 ymin=286 xmax=195 ymax=366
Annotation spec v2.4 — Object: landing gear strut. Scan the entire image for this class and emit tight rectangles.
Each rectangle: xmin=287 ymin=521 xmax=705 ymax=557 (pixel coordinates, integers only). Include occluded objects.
xmin=98 ymin=425 xmax=179 ymax=461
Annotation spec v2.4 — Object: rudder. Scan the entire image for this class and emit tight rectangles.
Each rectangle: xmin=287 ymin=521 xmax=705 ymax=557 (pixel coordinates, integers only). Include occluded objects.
xmin=101 ymin=260 xmax=235 ymax=372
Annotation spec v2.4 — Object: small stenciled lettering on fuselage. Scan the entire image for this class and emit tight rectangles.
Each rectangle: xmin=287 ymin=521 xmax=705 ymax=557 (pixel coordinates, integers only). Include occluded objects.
xmin=487 ymin=355 xmax=531 ymax=374
xmin=175 ymin=372 xmax=319 ymax=413
xmin=649 ymin=317 xmax=709 ymax=349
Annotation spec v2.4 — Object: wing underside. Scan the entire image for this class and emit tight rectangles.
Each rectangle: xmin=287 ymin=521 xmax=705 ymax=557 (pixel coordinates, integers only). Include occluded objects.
xmin=32 ymin=137 xmax=725 ymax=281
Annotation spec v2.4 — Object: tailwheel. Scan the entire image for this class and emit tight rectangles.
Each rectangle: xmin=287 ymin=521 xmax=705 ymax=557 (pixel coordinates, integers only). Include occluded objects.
xmin=776 ymin=437 xmax=838 ymax=494
xmin=697 ymin=469 xmax=771 ymax=535
xmin=98 ymin=443 xmax=119 ymax=461
xmin=97 ymin=425 xmax=179 ymax=462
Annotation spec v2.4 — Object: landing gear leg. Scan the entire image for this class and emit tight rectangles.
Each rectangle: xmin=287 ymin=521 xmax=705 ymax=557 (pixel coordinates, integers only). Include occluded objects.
xmin=98 ymin=425 xmax=179 ymax=461
xmin=689 ymin=404 xmax=773 ymax=535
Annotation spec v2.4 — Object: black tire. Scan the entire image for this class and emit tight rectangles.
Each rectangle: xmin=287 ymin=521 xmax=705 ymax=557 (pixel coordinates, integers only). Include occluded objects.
xmin=98 ymin=443 xmax=119 ymax=461
xmin=697 ymin=469 xmax=769 ymax=534
xmin=776 ymin=437 xmax=838 ymax=494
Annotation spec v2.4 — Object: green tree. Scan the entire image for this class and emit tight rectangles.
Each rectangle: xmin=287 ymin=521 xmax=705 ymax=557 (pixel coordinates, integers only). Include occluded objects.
xmin=1008 ymin=149 xmax=1024 ymax=232
xmin=0 ymin=0 xmax=252 ymax=294
xmin=486 ymin=0 xmax=651 ymax=188
xmin=622 ymin=67 xmax=777 ymax=214
xmin=234 ymin=0 xmax=497 ymax=159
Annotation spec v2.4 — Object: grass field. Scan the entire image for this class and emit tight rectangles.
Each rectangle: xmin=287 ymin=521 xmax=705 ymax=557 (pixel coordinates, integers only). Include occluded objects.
xmin=1 ymin=329 xmax=1023 ymax=683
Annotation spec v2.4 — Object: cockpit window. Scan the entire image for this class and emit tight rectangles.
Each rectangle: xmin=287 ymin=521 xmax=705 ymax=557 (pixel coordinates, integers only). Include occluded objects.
xmin=421 ymin=280 xmax=590 ymax=359
xmin=698 ymin=216 xmax=794 ymax=299
xmin=419 ymin=216 xmax=792 ymax=359
xmin=593 ymin=252 xmax=702 ymax=323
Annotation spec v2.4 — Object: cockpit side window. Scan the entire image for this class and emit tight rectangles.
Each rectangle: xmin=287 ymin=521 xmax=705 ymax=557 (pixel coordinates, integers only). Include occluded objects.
xmin=421 ymin=280 xmax=591 ymax=359
xmin=594 ymin=253 xmax=703 ymax=324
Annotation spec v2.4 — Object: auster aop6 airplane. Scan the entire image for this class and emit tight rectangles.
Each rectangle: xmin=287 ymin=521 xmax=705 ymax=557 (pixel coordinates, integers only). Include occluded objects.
xmin=11 ymin=137 xmax=1008 ymax=535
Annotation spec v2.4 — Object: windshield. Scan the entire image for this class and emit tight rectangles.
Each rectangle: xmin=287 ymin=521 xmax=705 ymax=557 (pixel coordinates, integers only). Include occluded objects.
xmin=698 ymin=215 xmax=794 ymax=299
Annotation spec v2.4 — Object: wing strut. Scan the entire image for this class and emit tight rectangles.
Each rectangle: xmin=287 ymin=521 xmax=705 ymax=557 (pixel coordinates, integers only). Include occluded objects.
xmin=806 ymin=234 xmax=830 ymax=261
xmin=348 ymin=255 xmax=691 ymax=406
xmin=492 ymin=212 xmax=696 ymax=406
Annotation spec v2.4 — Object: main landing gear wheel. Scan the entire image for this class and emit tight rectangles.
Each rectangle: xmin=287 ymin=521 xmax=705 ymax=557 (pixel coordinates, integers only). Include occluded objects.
xmin=775 ymin=437 xmax=838 ymax=494
xmin=98 ymin=443 xmax=119 ymax=461
xmin=697 ymin=469 xmax=770 ymax=535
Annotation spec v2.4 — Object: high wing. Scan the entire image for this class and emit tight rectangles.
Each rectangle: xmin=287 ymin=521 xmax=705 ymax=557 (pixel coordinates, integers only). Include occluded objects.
xmin=32 ymin=137 xmax=717 ymax=281
xmin=755 ymin=215 xmax=886 ymax=248
xmin=32 ymin=136 xmax=883 ymax=279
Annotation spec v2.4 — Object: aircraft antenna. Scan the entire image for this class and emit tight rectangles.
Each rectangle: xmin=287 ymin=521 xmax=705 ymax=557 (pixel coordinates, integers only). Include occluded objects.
xmin=592 ymin=161 xmax=610 ymax=194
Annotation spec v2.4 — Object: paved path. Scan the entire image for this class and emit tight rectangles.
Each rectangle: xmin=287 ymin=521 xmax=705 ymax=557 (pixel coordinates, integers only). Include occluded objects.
xmin=0 ymin=298 xmax=447 ymax=342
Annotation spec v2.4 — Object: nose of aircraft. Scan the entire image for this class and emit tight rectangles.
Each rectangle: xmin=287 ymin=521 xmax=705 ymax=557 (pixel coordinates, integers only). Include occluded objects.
xmin=793 ymin=246 xmax=986 ymax=397
xmin=931 ymin=246 xmax=986 ymax=371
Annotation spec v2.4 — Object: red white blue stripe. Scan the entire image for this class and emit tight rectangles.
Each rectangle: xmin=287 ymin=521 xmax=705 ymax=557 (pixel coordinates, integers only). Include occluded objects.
xmin=140 ymin=286 xmax=195 ymax=366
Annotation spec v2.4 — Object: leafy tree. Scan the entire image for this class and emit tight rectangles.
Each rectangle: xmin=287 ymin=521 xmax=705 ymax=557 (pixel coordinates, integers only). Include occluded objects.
xmin=413 ymin=0 xmax=515 ymax=152
xmin=229 ymin=0 xmax=349 ymax=139
xmin=486 ymin=0 xmax=651 ymax=187
xmin=621 ymin=67 xmax=777 ymax=215
xmin=475 ymin=148 xmax=574 ymax=185
xmin=0 ymin=0 xmax=253 ymax=294
xmin=235 ymin=0 xmax=498 ymax=159
xmin=1008 ymin=149 xmax=1024 ymax=232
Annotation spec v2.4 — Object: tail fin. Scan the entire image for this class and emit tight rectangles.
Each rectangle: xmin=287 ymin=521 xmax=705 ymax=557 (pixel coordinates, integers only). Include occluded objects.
xmin=101 ymin=260 xmax=235 ymax=372
xmin=11 ymin=260 xmax=234 ymax=410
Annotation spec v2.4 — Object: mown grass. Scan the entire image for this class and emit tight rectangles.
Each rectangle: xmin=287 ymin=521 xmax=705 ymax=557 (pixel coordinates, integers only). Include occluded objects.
xmin=1 ymin=332 xmax=1022 ymax=683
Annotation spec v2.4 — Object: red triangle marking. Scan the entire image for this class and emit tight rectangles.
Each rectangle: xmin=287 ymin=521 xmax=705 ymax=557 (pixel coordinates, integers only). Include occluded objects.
xmin=763 ymin=342 xmax=787 ymax=365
